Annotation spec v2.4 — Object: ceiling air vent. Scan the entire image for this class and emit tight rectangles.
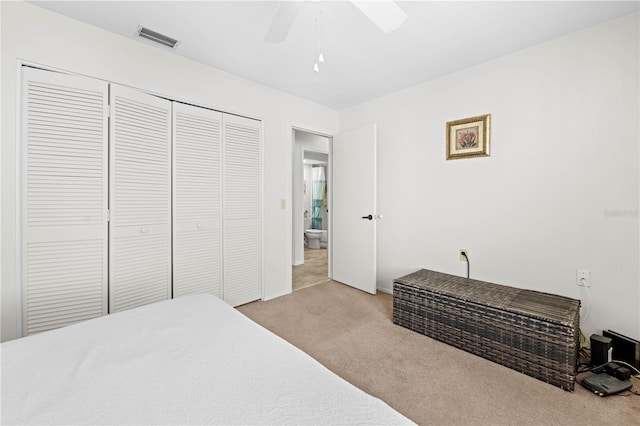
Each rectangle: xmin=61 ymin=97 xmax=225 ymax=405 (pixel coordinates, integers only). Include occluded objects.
xmin=137 ymin=26 xmax=179 ymax=49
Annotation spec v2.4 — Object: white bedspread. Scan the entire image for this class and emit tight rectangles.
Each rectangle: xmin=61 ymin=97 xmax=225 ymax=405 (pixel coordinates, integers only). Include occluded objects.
xmin=1 ymin=294 xmax=412 ymax=425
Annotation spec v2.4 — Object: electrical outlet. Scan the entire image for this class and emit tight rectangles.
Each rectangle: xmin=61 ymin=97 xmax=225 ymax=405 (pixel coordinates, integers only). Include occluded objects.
xmin=577 ymin=270 xmax=591 ymax=287
xmin=459 ymin=249 xmax=468 ymax=261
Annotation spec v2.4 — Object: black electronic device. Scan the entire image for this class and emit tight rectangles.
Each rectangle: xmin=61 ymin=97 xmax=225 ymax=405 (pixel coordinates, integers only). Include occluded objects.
xmin=604 ymin=362 xmax=632 ymax=381
xmin=602 ymin=329 xmax=640 ymax=369
xmin=590 ymin=334 xmax=612 ymax=366
xmin=581 ymin=373 xmax=632 ymax=396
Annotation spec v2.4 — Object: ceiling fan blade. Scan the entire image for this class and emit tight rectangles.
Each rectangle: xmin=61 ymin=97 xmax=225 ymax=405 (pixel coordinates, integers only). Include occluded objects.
xmin=351 ymin=0 xmax=407 ymax=34
xmin=265 ymin=1 xmax=303 ymax=43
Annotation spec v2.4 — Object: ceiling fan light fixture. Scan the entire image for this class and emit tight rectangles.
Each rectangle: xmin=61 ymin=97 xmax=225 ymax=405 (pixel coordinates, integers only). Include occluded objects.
xmin=137 ymin=25 xmax=179 ymax=48
xmin=318 ymin=53 xmax=325 ymax=63
xmin=314 ymin=62 xmax=319 ymax=73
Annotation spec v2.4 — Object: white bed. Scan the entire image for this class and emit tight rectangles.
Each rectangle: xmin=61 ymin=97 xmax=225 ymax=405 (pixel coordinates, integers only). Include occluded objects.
xmin=1 ymin=294 xmax=413 ymax=425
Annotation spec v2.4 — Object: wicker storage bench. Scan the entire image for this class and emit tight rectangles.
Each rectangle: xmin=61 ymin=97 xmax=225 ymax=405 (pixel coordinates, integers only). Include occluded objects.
xmin=393 ymin=269 xmax=581 ymax=391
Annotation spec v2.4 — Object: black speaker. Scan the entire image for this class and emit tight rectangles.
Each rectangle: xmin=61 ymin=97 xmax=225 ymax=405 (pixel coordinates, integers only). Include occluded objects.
xmin=590 ymin=334 xmax=612 ymax=366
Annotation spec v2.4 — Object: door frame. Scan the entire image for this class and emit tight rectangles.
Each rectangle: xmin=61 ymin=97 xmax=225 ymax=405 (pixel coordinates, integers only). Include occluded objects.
xmin=290 ymin=126 xmax=333 ymax=291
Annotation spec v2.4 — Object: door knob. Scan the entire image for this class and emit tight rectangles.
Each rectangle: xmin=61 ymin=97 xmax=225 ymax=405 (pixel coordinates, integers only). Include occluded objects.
xmin=361 ymin=215 xmax=373 ymax=220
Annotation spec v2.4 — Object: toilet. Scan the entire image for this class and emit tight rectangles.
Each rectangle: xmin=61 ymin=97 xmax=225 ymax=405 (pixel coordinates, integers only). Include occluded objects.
xmin=304 ymin=229 xmax=323 ymax=249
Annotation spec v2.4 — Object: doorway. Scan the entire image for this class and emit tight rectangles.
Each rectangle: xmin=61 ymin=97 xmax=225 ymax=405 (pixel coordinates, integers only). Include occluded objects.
xmin=292 ymin=129 xmax=331 ymax=291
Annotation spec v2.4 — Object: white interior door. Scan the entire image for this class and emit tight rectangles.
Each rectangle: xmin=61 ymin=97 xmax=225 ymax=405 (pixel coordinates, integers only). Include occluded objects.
xmin=109 ymin=85 xmax=172 ymax=313
xmin=222 ymin=114 xmax=262 ymax=306
xmin=173 ymin=102 xmax=223 ymax=298
xmin=332 ymin=124 xmax=377 ymax=294
xmin=21 ymin=67 xmax=109 ymax=335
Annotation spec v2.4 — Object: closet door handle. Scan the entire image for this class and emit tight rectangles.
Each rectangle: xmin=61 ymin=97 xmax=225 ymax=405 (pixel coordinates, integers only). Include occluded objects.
xmin=140 ymin=227 xmax=148 ymax=234
xmin=196 ymin=223 xmax=203 ymax=229
xmin=361 ymin=215 xmax=373 ymax=221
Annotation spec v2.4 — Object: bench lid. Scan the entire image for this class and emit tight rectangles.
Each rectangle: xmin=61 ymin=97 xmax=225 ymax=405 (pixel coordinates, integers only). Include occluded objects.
xmin=394 ymin=269 xmax=581 ymax=327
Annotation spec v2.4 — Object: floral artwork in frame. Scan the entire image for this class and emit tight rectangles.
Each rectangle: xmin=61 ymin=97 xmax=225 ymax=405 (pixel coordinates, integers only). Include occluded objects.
xmin=446 ymin=114 xmax=491 ymax=160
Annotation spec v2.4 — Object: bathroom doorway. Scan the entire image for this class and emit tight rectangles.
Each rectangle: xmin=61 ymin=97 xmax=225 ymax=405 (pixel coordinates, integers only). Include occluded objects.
xmin=292 ymin=129 xmax=330 ymax=291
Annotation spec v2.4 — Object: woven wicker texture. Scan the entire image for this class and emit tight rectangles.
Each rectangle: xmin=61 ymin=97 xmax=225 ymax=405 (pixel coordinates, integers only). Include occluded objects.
xmin=393 ymin=269 xmax=581 ymax=391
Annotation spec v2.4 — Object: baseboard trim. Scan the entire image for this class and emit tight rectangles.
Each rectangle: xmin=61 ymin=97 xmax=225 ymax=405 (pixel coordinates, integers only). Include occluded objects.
xmin=263 ymin=289 xmax=292 ymax=301
xmin=377 ymin=286 xmax=393 ymax=295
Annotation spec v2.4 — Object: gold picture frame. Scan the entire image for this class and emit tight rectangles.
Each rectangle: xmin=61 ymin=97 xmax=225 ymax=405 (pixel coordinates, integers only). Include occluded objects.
xmin=446 ymin=114 xmax=491 ymax=160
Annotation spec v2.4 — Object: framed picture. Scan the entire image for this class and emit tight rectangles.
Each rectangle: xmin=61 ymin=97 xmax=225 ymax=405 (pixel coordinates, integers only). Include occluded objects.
xmin=446 ymin=114 xmax=491 ymax=160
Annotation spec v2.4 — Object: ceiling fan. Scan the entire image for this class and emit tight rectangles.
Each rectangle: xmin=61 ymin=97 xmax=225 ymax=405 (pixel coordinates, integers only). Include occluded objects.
xmin=264 ymin=0 xmax=407 ymax=43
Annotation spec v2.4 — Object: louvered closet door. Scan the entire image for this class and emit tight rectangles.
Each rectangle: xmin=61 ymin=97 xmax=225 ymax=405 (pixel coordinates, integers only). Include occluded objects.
xmin=173 ymin=102 xmax=222 ymax=298
xmin=109 ymin=85 xmax=172 ymax=313
xmin=223 ymin=114 xmax=262 ymax=306
xmin=21 ymin=67 xmax=108 ymax=335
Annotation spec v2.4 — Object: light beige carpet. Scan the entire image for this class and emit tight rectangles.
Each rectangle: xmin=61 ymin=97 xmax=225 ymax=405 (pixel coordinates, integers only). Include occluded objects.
xmin=237 ymin=281 xmax=640 ymax=425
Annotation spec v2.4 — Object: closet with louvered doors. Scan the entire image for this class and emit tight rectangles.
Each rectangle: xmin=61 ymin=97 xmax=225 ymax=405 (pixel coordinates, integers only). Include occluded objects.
xmin=173 ymin=107 xmax=263 ymax=305
xmin=109 ymin=85 xmax=172 ymax=313
xmin=21 ymin=67 xmax=109 ymax=335
xmin=20 ymin=67 xmax=262 ymax=336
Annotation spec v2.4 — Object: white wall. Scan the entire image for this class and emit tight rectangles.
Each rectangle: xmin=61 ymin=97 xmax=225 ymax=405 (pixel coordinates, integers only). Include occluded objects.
xmin=0 ymin=1 xmax=338 ymax=341
xmin=292 ymin=130 xmax=330 ymax=265
xmin=340 ymin=13 xmax=640 ymax=339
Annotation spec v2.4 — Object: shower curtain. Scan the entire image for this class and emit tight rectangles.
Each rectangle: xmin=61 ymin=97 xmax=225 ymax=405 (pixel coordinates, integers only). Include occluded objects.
xmin=311 ymin=166 xmax=325 ymax=230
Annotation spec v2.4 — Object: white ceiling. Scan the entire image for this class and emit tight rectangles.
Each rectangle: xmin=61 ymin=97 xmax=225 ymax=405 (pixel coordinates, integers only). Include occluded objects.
xmin=30 ymin=1 xmax=639 ymax=110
